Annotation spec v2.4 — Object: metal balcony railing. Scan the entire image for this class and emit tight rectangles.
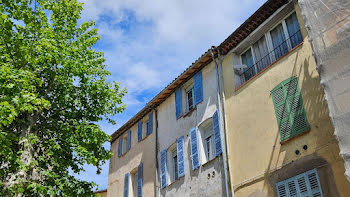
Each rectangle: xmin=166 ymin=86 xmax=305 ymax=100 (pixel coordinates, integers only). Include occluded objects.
xmin=237 ymin=30 xmax=303 ymax=87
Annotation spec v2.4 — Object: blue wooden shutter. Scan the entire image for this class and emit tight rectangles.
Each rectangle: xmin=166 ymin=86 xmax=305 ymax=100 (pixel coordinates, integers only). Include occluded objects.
xmin=194 ymin=71 xmax=203 ymax=105
xmin=175 ymin=88 xmax=182 ymax=119
xmin=124 ymin=173 xmax=129 ymax=197
xmin=138 ymin=121 xmax=142 ymax=142
xmin=137 ymin=162 xmax=143 ymax=197
xmin=118 ymin=138 xmax=123 ymax=157
xmin=190 ymin=128 xmax=200 ymax=170
xmin=276 ymin=180 xmax=287 ymax=197
xmin=160 ymin=150 xmax=167 ymax=189
xmin=126 ymin=130 xmax=131 ymax=151
xmin=177 ymin=136 xmax=185 ymax=178
xmin=147 ymin=112 xmax=153 ymax=135
xmin=213 ymin=111 xmax=222 ymax=157
xmin=305 ymin=169 xmax=323 ymax=197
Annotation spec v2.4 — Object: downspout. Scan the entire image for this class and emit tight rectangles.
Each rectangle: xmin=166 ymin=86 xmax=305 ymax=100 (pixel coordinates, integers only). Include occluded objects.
xmin=154 ymin=108 xmax=160 ymax=197
xmin=216 ymin=47 xmax=234 ymax=197
xmin=210 ymin=48 xmax=231 ymax=197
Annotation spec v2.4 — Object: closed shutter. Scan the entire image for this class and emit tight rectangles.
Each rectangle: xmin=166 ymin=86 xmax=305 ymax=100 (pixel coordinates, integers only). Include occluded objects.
xmin=177 ymin=136 xmax=185 ymax=178
xmin=126 ymin=130 xmax=131 ymax=151
xmin=137 ymin=162 xmax=143 ymax=197
xmin=190 ymin=128 xmax=200 ymax=170
xmin=147 ymin=112 xmax=153 ymax=135
xmin=271 ymin=77 xmax=309 ymax=142
xmin=124 ymin=173 xmax=129 ymax=197
xmin=160 ymin=150 xmax=167 ymax=189
xmin=212 ymin=111 xmax=222 ymax=157
xmin=276 ymin=169 xmax=323 ymax=197
xmin=138 ymin=121 xmax=142 ymax=142
xmin=194 ymin=71 xmax=203 ymax=105
xmin=175 ymin=88 xmax=182 ymax=119
xmin=118 ymin=138 xmax=123 ymax=157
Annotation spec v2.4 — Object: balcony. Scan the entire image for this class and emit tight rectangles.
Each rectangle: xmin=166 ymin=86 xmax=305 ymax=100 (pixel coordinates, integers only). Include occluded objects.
xmin=235 ymin=30 xmax=303 ymax=89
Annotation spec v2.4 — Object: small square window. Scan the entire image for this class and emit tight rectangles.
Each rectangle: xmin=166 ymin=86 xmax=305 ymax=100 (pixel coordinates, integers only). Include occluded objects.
xmin=186 ymin=87 xmax=195 ymax=111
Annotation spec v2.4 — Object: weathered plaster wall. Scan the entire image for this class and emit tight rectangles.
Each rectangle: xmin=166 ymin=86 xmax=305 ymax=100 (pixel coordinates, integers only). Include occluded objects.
xmin=221 ymin=3 xmax=350 ymax=197
xmin=298 ymin=0 xmax=350 ymax=184
xmin=107 ymin=113 xmax=156 ymax=197
xmin=157 ymin=61 xmax=227 ymax=197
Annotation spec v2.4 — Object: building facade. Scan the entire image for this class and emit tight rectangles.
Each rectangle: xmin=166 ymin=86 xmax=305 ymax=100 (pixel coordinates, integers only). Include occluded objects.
xmin=107 ymin=0 xmax=350 ymax=197
xmin=217 ymin=0 xmax=350 ymax=196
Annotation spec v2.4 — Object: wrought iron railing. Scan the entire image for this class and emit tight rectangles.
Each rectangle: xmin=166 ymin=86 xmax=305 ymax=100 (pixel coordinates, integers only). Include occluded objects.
xmin=237 ymin=30 xmax=303 ymax=87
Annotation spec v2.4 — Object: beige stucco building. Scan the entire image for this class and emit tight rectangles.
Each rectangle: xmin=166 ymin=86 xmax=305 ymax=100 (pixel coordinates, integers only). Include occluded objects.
xmin=214 ymin=0 xmax=350 ymax=196
xmin=107 ymin=0 xmax=350 ymax=197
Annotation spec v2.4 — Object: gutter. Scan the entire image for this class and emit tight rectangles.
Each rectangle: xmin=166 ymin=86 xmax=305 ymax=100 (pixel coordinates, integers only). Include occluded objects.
xmin=210 ymin=48 xmax=232 ymax=197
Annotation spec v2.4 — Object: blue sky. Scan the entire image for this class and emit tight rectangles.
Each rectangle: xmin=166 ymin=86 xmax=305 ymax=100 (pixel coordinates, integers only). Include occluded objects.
xmin=76 ymin=0 xmax=266 ymax=190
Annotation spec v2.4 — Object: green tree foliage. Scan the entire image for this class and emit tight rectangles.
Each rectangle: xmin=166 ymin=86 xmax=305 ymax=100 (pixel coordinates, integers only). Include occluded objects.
xmin=0 ymin=0 xmax=126 ymax=196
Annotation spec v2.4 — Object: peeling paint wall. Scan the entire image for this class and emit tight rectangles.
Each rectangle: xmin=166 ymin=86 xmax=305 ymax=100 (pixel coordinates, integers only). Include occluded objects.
xmin=297 ymin=0 xmax=350 ymax=183
xmin=221 ymin=2 xmax=350 ymax=197
xmin=157 ymin=61 xmax=227 ymax=197
xmin=107 ymin=113 xmax=156 ymax=197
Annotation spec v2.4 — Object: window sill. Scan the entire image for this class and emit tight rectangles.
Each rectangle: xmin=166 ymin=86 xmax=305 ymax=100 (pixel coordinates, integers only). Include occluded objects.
xmin=138 ymin=132 xmax=153 ymax=144
xmin=235 ymin=42 xmax=304 ymax=92
xmin=201 ymin=156 xmax=218 ymax=167
xmin=280 ymin=128 xmax=310 ymax=145
xmin=164 ymin=175 xmax=185 ymax=189
xmin=177 ymin=101 xmax=203 ymax=120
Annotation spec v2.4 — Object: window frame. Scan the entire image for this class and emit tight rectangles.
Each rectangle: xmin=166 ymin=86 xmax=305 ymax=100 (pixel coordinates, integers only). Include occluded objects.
xmin=186 ymin=86 xmax=195 ymax=112
xmin=122 ymin=134 xmax=128 ymax=154
xmin=131 ymin=168 xmax=138 ymax=197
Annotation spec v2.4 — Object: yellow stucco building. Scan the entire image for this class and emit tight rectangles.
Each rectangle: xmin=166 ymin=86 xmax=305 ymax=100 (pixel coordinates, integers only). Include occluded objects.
xmin=215 ymin=0 xmax=350 ymax=196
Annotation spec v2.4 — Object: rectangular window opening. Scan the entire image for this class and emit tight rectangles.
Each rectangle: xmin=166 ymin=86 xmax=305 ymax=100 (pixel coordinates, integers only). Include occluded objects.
xmin=186 ymin=87 xmax=195 ymax=111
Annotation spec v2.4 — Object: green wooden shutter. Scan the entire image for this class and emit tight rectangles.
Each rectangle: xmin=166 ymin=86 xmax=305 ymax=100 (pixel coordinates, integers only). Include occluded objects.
xmin=271 ymin=76 xmax=310 ymax=142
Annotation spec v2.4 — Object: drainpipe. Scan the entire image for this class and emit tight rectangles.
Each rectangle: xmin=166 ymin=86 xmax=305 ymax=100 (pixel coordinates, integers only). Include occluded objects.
xmin=210 ymin=48 xmax=232 ymax=197
xmin=154 ymin=108 xmax=160 ymax=197
xmin=216 ymin=47 xmax=235 ymax=197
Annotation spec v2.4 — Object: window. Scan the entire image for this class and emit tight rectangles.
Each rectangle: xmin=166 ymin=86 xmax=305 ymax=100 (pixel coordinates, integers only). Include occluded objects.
xmin=241 ymin=48 xmax=255 ymax=82
xmin=270 ymin=23 xmax=289 ymax=60
xmin=271 ymin=77 xmax=310 ymax=142
xmin=199 ymin=120 xmax=214 ymax=163
xmin=186 ymin=87 xmax=195 ymax=111
xmin=285 ymin=12 xmax=302 ymax=48
xmin=276 ymin=169 xmax=323 ymax=197
xmin=122 ymin=135 xmax=128 ymax=154
xmin=172 ymin=149 xmax=178 ymax=181
xmin=132 ymin=169 xmax=138 ymax=197
xmin=236 ymin=11 xmax=303 ymax=88
xmin=253 ymin=35 xmax=271 ymax=72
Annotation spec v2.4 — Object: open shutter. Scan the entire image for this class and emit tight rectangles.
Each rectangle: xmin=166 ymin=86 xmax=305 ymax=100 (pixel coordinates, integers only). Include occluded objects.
xmin=124 ymin=173 xmax=129 ymax=197
xmin=147 ymin=112 xmax=153 ymax=135
xmin=177 ymin=136 xmax=185 ymax=178
xmin=137 ymin=162 xmax=143 ymax=197
xmin=271 ymin=77 xmax=309 ymax=142
xmin=138 ymin=121 xmax=142 ymax=142
xmin=126 ymin=130 xmax=131 ymax=151
xmin=190 ymin=128 xmax=200 ymax=170
xmin=212 ymin=111 xmax=222 ymax=157
xmin=305 ymin=169 xmax=323 ymax=197
xmin=194 ymin=71 xmax=203 ymax=105
xmin=276 ymin=181 xmax=287 ymax=197
xmin=175 ymin=88 xmax=182 ymax=119
xmin=160 ymin=150 xmax=167 ymax=189
xmin=286 ymin=178 xmax=297 ymax=197
xmin=118 ymin=138 xmax=123 ymax=157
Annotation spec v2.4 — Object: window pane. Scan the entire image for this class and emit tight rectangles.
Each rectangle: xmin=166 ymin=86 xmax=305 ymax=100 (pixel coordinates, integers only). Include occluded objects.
xmin=270 ymin=24 xmax=289 ymax=60
xmin=286 ymin=12 xmax=302 ymax=48
xmin=253 ymin=36 xmax=271 ymax=72
xmin=174 ymin=155 xmax=178 ymax=180
xmin=187 ymin=88 xmax=194 ymax=111
xmin=241 ymin=49 xmax=255 ymax=81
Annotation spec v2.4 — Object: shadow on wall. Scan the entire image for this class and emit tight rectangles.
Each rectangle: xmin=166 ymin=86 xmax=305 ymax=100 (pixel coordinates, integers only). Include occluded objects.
xmin=262 ymin=51 xmax=342 ymax=196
